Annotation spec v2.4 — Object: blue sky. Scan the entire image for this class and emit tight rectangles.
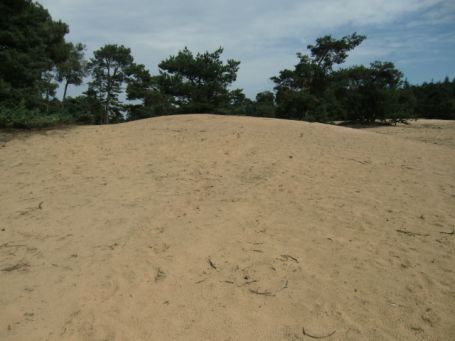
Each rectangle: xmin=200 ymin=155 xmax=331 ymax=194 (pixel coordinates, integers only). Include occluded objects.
xmin=39 ymin=0 xmax=455 ymax=98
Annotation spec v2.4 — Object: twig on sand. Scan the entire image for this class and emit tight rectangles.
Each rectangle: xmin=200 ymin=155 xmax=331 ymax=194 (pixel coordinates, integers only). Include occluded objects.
xmin=396 ymin=229 xmax=430 ymax=237
xmin=248 ymin=279 xmax=289 ymax=296
xmin=439 ymin=228 xmax=454 ymax=235
xmin=238 ymin=280 xmax=257 ymax=287
xmin=208 ymin=258 xmax=217 ymax=269
xmin=275 ymin=280 xmax=288 ymax=293
xmin=248 ymin=288 xmax=274 ymax=296
xmin=0 ymin=243 xmax=26 ymax=248
xmin=302 ymin=327 xmax=336 ymax=339
xmin=195 ymin=278 xmax=207 ymax=284
xmin=154 ymin=268 xmax=166 ymax=282
xmin=2 ymin=262 xmax=30 ymax=272
xmin=280 ymin=254 xmax=299 ymax=263
xmin=38 ymin=201 xmax=43 ymax=209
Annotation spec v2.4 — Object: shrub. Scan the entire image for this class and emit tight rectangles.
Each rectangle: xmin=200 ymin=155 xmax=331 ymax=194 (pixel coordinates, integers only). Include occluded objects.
xmin=0 ymin=103 xmax=73 ymax=129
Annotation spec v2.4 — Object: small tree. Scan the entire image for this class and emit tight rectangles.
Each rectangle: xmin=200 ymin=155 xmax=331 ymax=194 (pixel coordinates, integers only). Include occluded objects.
xmin=336 ymin=61 xmax=405 ymax=123
xmin=272 ymin=33 xmax=365 ymax=121
xmin=157 ymin=47 xmax=241 ymax=113
xmin=87 ymin=44 xmax=135 ymax=124
xmin=56 ymin=43 xmax=87 ymax=103
xmin=253 ymin=91 xmax=276 ymax=117
xmin=38 ymin=70 xmax=58 ymax=113
xmin=125 ymin=64 xmax=173 ymax=120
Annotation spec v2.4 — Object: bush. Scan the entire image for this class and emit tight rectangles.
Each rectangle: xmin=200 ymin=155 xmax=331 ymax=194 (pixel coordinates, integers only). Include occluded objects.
xmin=385 ymin=111 xmax=414 ymax=125
xmin=62 ymin=96 xmax=100 ymax=124
xmin=0 ymin=103 xmax=73 ymax=129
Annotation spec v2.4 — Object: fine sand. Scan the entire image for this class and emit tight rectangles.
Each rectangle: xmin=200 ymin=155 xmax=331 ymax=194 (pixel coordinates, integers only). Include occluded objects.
xmin=1 ymin=115 xmax=454 ymax=340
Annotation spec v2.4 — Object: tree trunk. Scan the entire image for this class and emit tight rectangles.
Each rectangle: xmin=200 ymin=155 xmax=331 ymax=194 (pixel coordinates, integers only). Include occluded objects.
xmin=104 ymin=66 xmax=119 ymax=124
xmin=104 ymin=91 xmax=110 ymax=124
xmin=62 ymin=81 xmax=69 ymax=108
xmin=63 ymin=81 xmax=69 ymax=101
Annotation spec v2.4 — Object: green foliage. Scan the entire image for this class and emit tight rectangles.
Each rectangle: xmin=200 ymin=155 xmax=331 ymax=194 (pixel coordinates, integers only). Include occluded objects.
xmin=62 ymin=95 xmax=103 ymax=124
xmin=0 ymin=0 xmax=69 ymax=104
xmin=56 ymin=43 xmax=88 ymax=102
xmin=125 ymin=64 xmax=174 ymax=120
xmin=333 ymin=61 xmax=407 ymax=123
xmin=218 ymin=89 xmax=251 ymax=115
xmin=156 ymin=47 xmax=241 ymax=113
xmin=307 ymin=33 xmax=366 ymax=72
xmin=271 ymin=34 xmax=366 ymax=122
xmin=87 ymin=44 xmax=136 ymax=123
xmin=271 ymin=33 xmax=420 ymax=124
xmin=252 ymin=91 xmax=276 ymax=117
xmin=0 ymin=103 xmax=73 ymax=129
xmin=412 ymin=78 xmax=455 ymax=119
xmin=272 ymin=33 xmax=366 ymax=122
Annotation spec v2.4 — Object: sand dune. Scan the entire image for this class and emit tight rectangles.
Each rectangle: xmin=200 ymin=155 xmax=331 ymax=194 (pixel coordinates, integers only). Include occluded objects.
xmin=1 ymin=115 xmax=454 ymax=340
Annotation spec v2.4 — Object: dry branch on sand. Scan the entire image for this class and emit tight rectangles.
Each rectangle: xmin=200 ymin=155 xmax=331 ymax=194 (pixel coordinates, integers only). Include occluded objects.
xmin=396 ymin=229 xmax=430 ymax=237
xmin=302 ymin=326 xmax=336 ymax=339
xmin=439 ymin=228 xmax=454 ymax=235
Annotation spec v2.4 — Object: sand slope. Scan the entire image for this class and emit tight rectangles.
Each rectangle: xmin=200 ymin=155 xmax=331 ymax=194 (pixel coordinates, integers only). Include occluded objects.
xmin=1 ymin=115 xmax=454 ymax=340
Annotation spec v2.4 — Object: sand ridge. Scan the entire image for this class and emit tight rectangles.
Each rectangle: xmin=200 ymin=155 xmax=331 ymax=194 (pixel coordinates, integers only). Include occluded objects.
xmin=1 ymin=115 xmax=454 ymax=340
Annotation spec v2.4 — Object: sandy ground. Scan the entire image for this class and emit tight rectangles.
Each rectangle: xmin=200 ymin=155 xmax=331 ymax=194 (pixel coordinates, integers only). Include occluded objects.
xmin=0 ymin=115 xmax=454 ymax=340
xmin=364 ymin=119 xmax=455 ymax=149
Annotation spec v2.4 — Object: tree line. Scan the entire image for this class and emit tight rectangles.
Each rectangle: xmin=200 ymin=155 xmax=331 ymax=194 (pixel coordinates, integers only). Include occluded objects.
xmin=1 ymin=0 xmax=454 ymax=128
